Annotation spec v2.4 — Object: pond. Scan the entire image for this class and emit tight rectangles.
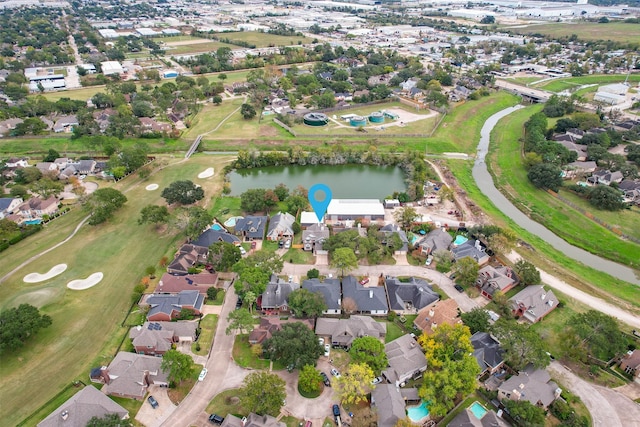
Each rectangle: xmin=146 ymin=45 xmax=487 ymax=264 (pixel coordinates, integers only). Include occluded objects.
xmin=228 ymin=164 xmax=407 ymax=199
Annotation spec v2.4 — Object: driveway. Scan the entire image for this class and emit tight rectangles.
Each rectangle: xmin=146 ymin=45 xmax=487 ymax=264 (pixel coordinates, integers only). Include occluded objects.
xmin=135 ymin=385 xmax=177 ymax=427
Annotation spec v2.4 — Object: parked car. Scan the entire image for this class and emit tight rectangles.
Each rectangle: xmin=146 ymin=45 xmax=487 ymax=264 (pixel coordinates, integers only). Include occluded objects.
xmin=359 ymin=277 xmax=369 ymax=285
xmin=251 ymin=241 xmax=257 ymax=250
xmin=304 ymin=421 xmax=313 ymax=427
xmin=235 ymin=297 xmax=243 ymax=309
xmin=371 ymin=376 xmax=384 ymax=385
xmin=330 ymin=368 xmax=341 ymax=377
xmin=239 ymin=246 xmax=246 ymax=255
xmin=332 ymin=404 xmax=341 ymax=417
xmin=286 ymin=363 xmax=295 ymax=372
xmin=320 ymin=372 xmax=331 ymax=387
xmin=319 ymin=337 xmax=325 ymax=347
xmin=209 ymin=414 xmax=224 ymax=424
xmin=278 ymin=240 xmax=285 ymax=248
xmin=147 ymin=395 xmax=159 ymax=409
xmin=425 ymin=256 xmax=433 ymax=266
xmin=284 ymin=239 xmax=291 ymax=249
xmin=324 ymin=344 xmax=331 ymax=357
xmin=198 ymin=368 xmax=208 ymax=381
xmin=454 ymin=284 xmax=464 ymax=293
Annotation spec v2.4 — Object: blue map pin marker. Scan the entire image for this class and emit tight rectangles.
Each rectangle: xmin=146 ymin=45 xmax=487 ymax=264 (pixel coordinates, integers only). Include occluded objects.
xmin=308 ymin=184 xmax=332 ymax=222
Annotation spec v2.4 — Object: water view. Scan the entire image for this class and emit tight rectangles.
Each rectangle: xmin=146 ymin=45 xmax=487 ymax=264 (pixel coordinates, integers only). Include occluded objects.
xmin=228 ymin=164 xmax=407 ymax=199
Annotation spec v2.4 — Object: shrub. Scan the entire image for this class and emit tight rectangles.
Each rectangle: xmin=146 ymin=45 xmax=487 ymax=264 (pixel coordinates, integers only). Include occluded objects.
xmin=207 ymin=287 xmax=218 ymax=300
xmin=307 ymin=268 xmax=320 ymax=279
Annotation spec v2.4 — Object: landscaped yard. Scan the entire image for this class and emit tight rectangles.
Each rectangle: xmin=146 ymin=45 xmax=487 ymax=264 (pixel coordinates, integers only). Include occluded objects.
xmin=193 ymin=314 xmax=219 ymax=356
xmin=504 ymin=21 xmax=640 ymax=44
xmin=232 ymin=334 xmax=271 ymax=369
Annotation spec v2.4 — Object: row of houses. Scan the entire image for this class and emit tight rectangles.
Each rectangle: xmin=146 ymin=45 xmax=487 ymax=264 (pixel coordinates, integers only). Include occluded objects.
xmin=0 ymin=196 xmax=59 ymax=224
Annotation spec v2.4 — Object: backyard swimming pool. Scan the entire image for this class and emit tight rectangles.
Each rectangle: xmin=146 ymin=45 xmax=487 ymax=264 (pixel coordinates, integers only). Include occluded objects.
xmin=453 ymin=235 xmax=468 ymax=246
xmin=224 ymin=216 xmax=243 ymax=228
xmin=24 ymin=219 xmax=42 ymax=225
xmin=470 ymin=401 xmax=488 ymax=420
xmin=211 ymin=224 xmax=223 ymax=231
xmin=407 ymin=401 xmax=429 ymax=422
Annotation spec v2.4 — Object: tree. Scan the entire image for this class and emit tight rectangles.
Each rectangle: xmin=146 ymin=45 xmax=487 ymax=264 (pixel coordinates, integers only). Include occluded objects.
xmin=480 ymin=15 xmax=495 ymax=24
xmin=161 ymin=180 xmax=204 ymax=205
xmin=514 ymin=259 xmax=541 ymax=286
xmin=43 ymin=148 xmax=60 ymax=162
xmin=160 ymin=349 xmax=195 ymax=385
xmin=307 ymin=268 xmax=320 ymax=279
xmin=30 ymin=178 xmax=63 ymax=198
xmin=146 ymin=265 xmax=156 ymax=278
xmin=285 ymin=194 xmax=308 ymax=213
xmin=528 ymin=163 xmax=563 ymax=192
xmin=138 ymin=205 xmax=170 ymax=227
xmin=233 ymin=251 xmax=283 ymax=296
xmin=241 ymin=372 xmax=286 ymax=416
xmin=349 ymin=336 xmax=388 ymax=374
xmin=226 ymin=308 xmax=254 ymax=335
xmin=335 ymin=363 xmax=375 ymax=405
xmin=184 ymin=207 xmax=213 ymax=239
xmin=486 ymin=233 xmax=514 ymax=255
xmin=0 ymin=304 xmax=52 ymax=352
xmin=588 ymin=185 xmax=626 ymax=211
xmin=241 ymin=103 xmax=256 ymax=119
xmin=208 ymin=242 xmax=241 ymax=271
xmin=490 ymin=319 xmax=550 ymax=370
xmin=274 ymin=183 xmax=289 ymax=201
xmin=82 ymin=188 xmax=127 ymax=225
xmin=9 ymin=185 xmax=27 ymax=199
xmin=433 ymin=249 xmax=453 ymax=273
xmin=452 ymin=257 xmax=479 ymax=287
xmin=14 ymin=167 xmax=42 ymax=184
xmin=240 ymin=188 xmax=268 ymax=213
xmin=263 ymin=322 xmax=323 ymax=369
xmin=568 ymin=310 xmax=626 ymax=360
xmin=287 ymin=288 xmax=327 ymax=318
xmin=207 ymin=287 xmax=218 ymax=300
xmin=212 ymin=95 xmax=222 ymax=105
xmin=460 ymin=307 xmax=490 ymax=334
xmin=393 ymin=206 xmax=418 ymax=231
xmin=331 ymin=247 xmax=358 ymax=277
xmin=417 ymin=324 xmax=479 ymax=417
xmin=502 ymin=400 xmax=546 ymax=427
xmin=244 ymin=290 xmax=257 ymax=314
xmin=298 ymin=364 xmax=323 ymax=394
xmin=86 ymin=413 xmax=132 ymax=427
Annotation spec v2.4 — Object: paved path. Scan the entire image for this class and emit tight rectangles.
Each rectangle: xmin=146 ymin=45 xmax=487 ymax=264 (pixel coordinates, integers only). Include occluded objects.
xmin=548 ymin=361 xmax=640 ymax=427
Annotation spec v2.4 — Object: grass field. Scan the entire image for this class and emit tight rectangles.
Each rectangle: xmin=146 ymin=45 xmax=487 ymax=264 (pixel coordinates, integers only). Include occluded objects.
xmin=215 ymin=31 xmax=312 ymax=48
xmin=192 ymin=314 xmax=219 ymax=356
xmin=0 ymin=154 xmax=233 ymax=426
xmin=167 ymin=41 xmax=236 ymax=56
xmin=536 ymin=74 xmax=640 ymax=93
xmin=505 ymin=22 xmax=640 ymax=43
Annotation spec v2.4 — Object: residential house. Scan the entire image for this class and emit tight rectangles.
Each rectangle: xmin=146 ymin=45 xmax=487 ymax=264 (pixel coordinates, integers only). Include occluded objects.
xmin=220 ymin=413 xmax=285 ymax=427
xmin=74 ymin=159 xmax=96 ymax=175
xmin=619 ymin=350 xmax=640 ymax=380
xmin=318 ymin=71 xmax=333 ymax=81
xmin=156 ymin=272 xmax=217 ymax=296
xmin=92 ymin=352 xmax=169 ymax=399
xmin=553 ymin=136 xmax=587 ymax=161
xmin=35 ymin=162 xmax=58 ymax=174
xmin=248 ymin=318 xmax=314 ymax=345
xmin=166 ymin=244 xmax=208 ymax=275
xmin=302 ymin=277 xmax=342 ymax=315
xmin=562 ymin=161 xmax=597 ymax=179
xmin=510 ymin=286 xmax=558 ymax=323
xmin=0 ymin=197 xmax=23 ymax=219
xmin=235 ymin=216 xmax=268 ymax=240
xmin=139 ymin=117 xmax=172 ymax=133
xmin=386 ymin=276 xmax=440 ymax=313
xmin=259 ymin=274 xmax=299 ymax=314
xmin=370 ymin=384 xmax=409 ymax=427
xmin=471 ymin=332 xmax=505 ymax=376
xmin=266 ymin=212 xmax=295 ymax=241
xmin=475 ymin=265 xmax=518 ymax=300
xmin=383 ymin=334 xmax=427 ymax=386
xmin=53 ymin=157 xmax=70 ymax=169
xmin=566 ymin=128 xmax=585 ymax=140
xmin=144 ymin=290 xmax=204 ymax=321
xmin=448 ymin=407 xmax=509 ymax=427
xmin=53 ymin=115 xmax=78 ymax=133
xmin=58 ymin=165 xmax=77 ymax=180
xmin=0 ymin=118 xmax=23 ymax=135
xmin=379 ymin=224 xmax=409 ymax=254
xmin=417 ymin=228 xmax=453 ymax=255
xmin=315 ymin=315 xmax=386 ymax=349
xmin=413 ymin=298 xmax=461 ymax=335
xmin=342 ymin=275 xmax=389 ymax=315
xmin=129 ymin=321 xmax=197 ymax=356
xmin=302 ymin=223 xmax=330 ymax=252
xmin=37 ymin=385 xmax=129 ymax=427
xmin=326 ymin=199 xmax=385 ymax=223
xmin=192 ymin=228 xmax=240 ymax=249
xmin=587 ymin=169 xmax=624 ymax=186
xmin=17 ymin=196 xmax=59 ymax=221
xmin=452 ymin=239 xmax=490 ymax=265
xmin=400 ymin=78 xmax=419 ymax=92
xmin=498 ymin=365 xmax=561 ymax=409
xmin=5 ymin=157 xmax=29 ymax=168
xmin=620 ymin=180 xmax=640 ymax=205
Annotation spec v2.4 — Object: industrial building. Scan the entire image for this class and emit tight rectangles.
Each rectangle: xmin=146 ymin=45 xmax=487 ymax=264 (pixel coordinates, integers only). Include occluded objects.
xmin=325 ymin=199 xmax=385 ymax=223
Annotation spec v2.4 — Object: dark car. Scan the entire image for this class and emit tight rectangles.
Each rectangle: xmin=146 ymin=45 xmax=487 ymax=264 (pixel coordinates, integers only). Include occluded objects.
xmin=235 ymin=297 xmax=243 ymax=309
xmin=278 ymin=240 xmax=285 ymax=248
xmin=147 ymin=395 xmax=159 ymax=409
xmin=454 ymin=284 xmax=464 ymax=293
xmin=209 ymin=414 xmax=224 ymax=424
xmin=320 ymin=372 xmax=331 ymax=387
xmin=332 ymin=404 xmax=341 ymax=417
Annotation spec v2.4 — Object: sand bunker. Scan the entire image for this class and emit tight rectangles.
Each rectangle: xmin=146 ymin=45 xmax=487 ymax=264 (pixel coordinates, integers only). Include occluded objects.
xmin=146 ymin=183 xmax=159 ymax=191
xmin=67 ymin=272 xmax=104 ymax=290
xmin=24 ymin=264 xmax=68 ymax=283
xmin=198 ymin=168 xmax=214 ymax=179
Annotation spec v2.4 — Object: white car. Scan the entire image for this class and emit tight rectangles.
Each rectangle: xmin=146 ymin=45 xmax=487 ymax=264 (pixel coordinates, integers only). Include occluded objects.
xmin=330 ymin=368 xmax=341 ymax=377
xmin=198 ymin=368 xmax=208 ymax=381
xmin=239 ymin=247 xmax=246 ymax=255
xmin=284 ymin=239 xmax=291 ymax=249
xmin=319 ymin=337 xmax=325 ymax=347
xmin=324 ymin=344 xmax=331 ymax=357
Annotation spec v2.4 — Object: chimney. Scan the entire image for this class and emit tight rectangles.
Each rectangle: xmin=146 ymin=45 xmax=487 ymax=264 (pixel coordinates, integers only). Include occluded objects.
xmin=369 ymin=290 xmax=373 ymax=299
xmin=429 ymin=309 xmax=435 ymax=318
xmin=431 ymin=322 xmax=437 ymax=330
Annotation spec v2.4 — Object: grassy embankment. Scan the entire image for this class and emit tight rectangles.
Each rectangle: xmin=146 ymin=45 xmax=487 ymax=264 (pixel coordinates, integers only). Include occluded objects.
xmin=504 ymin=21 xmax=640 ymax=43
xmin=1 ymin=155 xmax=233 ymax=426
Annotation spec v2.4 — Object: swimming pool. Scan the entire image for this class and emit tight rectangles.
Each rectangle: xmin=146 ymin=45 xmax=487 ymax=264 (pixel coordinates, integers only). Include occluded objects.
xmin=211 ymin=224 xmax=223 ymax=231
xmin=470 ymin=401 xmax=488 ymax=420
xmin=453 ymin=235 xmax=468 ymax=246
xmin=407 ymin=401 xmax=429 ymax=422
xmin=24 ymin=219 xmax=42 ymax=225
xmin=224 ymin=216 xmax=243 ymax=228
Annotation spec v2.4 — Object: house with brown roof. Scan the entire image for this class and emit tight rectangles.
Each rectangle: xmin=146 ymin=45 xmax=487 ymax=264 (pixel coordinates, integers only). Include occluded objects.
xmin=315 ymin=315 xmax=386 ymax=349
xmin=498 ymin=365 xmax=561 ymax=409
xmin=17 ymin=196 xmax=59 ymax=221
xmin=620 ymin=350 xmax=640 ymax=380
xmin=156 ymin=272 xmax=217 ymax=296
xmin=167 ymin=244 xmax=208 ymax=275
xmin=475 ymin=265 xmax=518 ymax=300
xmin=510 ymin=286 xmax=558 ymax=323
xmin=91 ymin=352 xmax=169 ymax=399
xmin=37 ymin=385 xmax=129 ymax=427
xmin=413 ymin=298 xmax=461 ymax=335
xmin=129 ymin=321 xmax=198 ymax=355
xmin=248 ymin=318 xmax=314 ymax=345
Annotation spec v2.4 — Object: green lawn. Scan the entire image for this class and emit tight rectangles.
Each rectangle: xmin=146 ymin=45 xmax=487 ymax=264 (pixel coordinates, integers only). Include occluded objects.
xmin=232 ymin=334 xmax=271 ymax=369
xmin=206 ymin=388 xmax=247 ymax=417
xmin=283 ymin=248 xmax=315 ymax=264
xmin=377 ymin=319 xmax=405 ymax=343
xmin=216 ymin=31 xmax=312 ymax=48
xmin=193 ymin=314 xmax=218 ymax=356
xmin=209 ymin=289 xmax=226 ymax=305
xmin=166 ymin=41 xmax=236 ymax=56
xmin=537 ymin=74 xmax=640 ymax=93
xmin=505 ymin=21 xmax=640 ymax=43
xmin=0 ymin=155 xmax=233 ymax=426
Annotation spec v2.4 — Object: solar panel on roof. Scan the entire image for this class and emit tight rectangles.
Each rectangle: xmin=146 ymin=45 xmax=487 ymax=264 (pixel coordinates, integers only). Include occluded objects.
xmin=147 ymin=324 xmax=153 ymax=330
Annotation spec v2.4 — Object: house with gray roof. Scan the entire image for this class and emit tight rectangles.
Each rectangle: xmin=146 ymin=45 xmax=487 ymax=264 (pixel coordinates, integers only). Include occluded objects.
xmin=370 ymin=384 xmax=408 ymax=427
xmin=448 ymin=406 xmax=510 ymax=427
xmin=342 ymin=275 xmax=388 ymax=315
xmin=498 ymin=365 xmax=561 ymax=409
xmin=386 ymin=276 xmax=440 ymax=313
xmin=221 ymin=413 xmax=285 ymax=427
xmin=94 ymin=352 xmax=169 ymax=399
xmin=249 ymin=318 xmax=314 ymax=345
xmin=475 ymin=265 xmax=518 ymax=300
xmin=588 ymin=169 xmax=624 ymax=186
xmin=452 ymin=239 xmax=490 ymax=265
xmin=315 ymin=315 xmax=386 ymax=349
xmin=302 ymin=223 xmax=330 ymax=252
xmin=380 ymin=223 xmax=409 ymax=254
xmin=260 ymin=274 xmax=299 ymax=314
xmin=417 ymin=228 xmax=453 ymax=255
xmin=145 ymin=290 xmax=204 ymax=321
xmin=74 ymin=159 xmax=96 ymax=175
xmin=235 ymin=216 xmax=268 ymax=240
xmin=302 ymin=277 xmax=341 ymax=314
xmin=471 ymin=332 xmax=505 ymax=376
xmin=37 ymin=385 xmax=129 ymax=427
xmin=266 ymin=211 xmax=295 ymax=241
xmin=383 ymin=334 xmax=427 ymax=386
xmin=510 ymin=286 xmax=558 ymax=323
xmin=192 ymin=228 xmax=240 ymax=248
xmin=0 ymin=197 xmax=22 ymax=219
xmin=129 ymin=321 xmax=198 ymax=356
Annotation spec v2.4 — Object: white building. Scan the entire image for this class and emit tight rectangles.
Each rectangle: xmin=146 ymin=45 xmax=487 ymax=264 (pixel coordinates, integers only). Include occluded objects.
xmin=101 ymin=61 xmax=124 ymax=76
xmin=325 ymin=199 xmax=385 ymax=223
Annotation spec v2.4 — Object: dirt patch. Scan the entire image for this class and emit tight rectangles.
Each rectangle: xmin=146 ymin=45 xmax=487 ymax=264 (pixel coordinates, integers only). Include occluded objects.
xmin=23 ymin=264 xmax=67 ymax=283
xmin=13 ymin=288 xmax=62 ymax=307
